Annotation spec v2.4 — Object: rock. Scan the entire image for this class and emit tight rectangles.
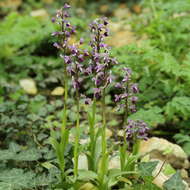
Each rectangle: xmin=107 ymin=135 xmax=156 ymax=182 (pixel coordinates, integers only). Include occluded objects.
xmin=77 ymin=154 xmax=88 ymax=170
xmin=99 ymin=5 xmax=109 ymax=14
xmin=139 ymin=137 xmax=189 ymax=169
xmin=107 ymin=30 xmax=136 ymax=47
xmin=51 ymin=87 xmax=64 ymax=96
xmin=151 ymin=159 xmax=189 ymax=189
xmin=106 ymin=21 xmax=136 ymax=47
xmin=0 ymin=0 xmax=22 ymax=9
xmin=113 ymin=7 xmax=131 ymax=19
xmin=109 ymin=155 xmax=120 ymax=169
xmin=181 ymin=169 xmax=189 ymax=179
xmin=30 ymin=9 xmax=49 ymax=19
xmin=132 ymin=4 xmax=142 ymax=14
xmin=19 ymin=78 xmax=37 ymax=95
xmin=106 ymin=128 xmax=113 ymax=138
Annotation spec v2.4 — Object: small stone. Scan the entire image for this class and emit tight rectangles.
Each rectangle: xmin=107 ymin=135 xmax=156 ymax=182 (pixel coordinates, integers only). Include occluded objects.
xmin=106 ymin=128 xmax=113 ymax=138
xmin=113 ymin=7 xmax=131 ymax=19
xmin=99 ymin=5 xmax=109 ymax=14
xmin=31 ymin=9 xmax=49 ymax=19
xmin=77 ymin=154 xmax=88 ymax=170
xmin=51 ymin=87 xmax=64 ymax=96
xmin=132 ymin=4 xmax=142 ymax=14
xmin=0 ymin=0 xmax=22 ymax=9
xmin=19 ymin=78 xmax=37 ymax=95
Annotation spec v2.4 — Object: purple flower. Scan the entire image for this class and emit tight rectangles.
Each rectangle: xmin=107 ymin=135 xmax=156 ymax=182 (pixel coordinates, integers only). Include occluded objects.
xmin=53 ymin=42 xmax=61 ymax=49
xmin=130 ymin=96 xmax=138 ymax=104
xmin=93 ymin=88 xmax=101 ymax=99
xmin=51 ymin=17 xmax=56 ymax=23
xmin=85 ymin=66 xmax=92 ymax=75
xmin=69 ymin=45 xmax=78 ymax=55
xmin=125 ymin=120 xmax=149 ymax=141
xmin=78 ymin=54 xmax=84 ymax=63
xmin=51 ymin=32 xmax=60 ymax=36
xmin=72 ymin=77 xmax=82 ymax=90
xmin=103 ymin=17 xmax=108 ymax=25
xmin=130 ymin=105 xmax=136 ymax=113
xmin=122 ymin=76 xmax=129 ymax=82
xmin=115 ymin=94 xmax=121 ymax=102
xmin=63 ymin=3 xmax=71 ymax=9
xmin=131 ymin=84 xmax=139 ymax=93
xmin=64 ymin=55 xmax=72 ymax=64
xmin=123 ymin=67 xmax=132 ymax=75
xmin=84 ymin=98 xmax=92 ymax=105
xmin=65 ymin=31 xmax=71 ymax=37
xmin=121 ymin=93 xmax=128 ymax=99
xmin=115 ymin=83 xmax=123 ymax=88
xmin=79 ymin=38 xmax=84 ymax=45
xmin=83 ymin=50 xmax=89 ymax=57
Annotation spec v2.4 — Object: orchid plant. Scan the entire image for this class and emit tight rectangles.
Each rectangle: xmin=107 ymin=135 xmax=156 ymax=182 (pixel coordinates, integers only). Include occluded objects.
xmin=50 ymin=3 xmax=150 ymax=190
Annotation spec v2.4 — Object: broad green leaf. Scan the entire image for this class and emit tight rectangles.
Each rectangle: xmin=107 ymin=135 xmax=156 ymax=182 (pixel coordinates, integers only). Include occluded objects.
xmin=129 ymin=107 xmax=165 ymax=127
xmin=138 ymin=161 xmax=158 ymax=177
xmin=78 ymin=170 xmax=98 ymax=181
xmin=0 ymin=168 xmax=35 ymax=190
xmin=163 ymin=171 xmax=186 ymax=190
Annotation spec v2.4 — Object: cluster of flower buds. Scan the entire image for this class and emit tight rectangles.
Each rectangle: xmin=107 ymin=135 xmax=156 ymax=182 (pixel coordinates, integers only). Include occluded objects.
xmin=87 ymin=18 xmax=118 ymax=99
xmin=125 ymin=119 xmax=149 ymax=141
xmin=114 ymin=67 xmax=139 ymax=113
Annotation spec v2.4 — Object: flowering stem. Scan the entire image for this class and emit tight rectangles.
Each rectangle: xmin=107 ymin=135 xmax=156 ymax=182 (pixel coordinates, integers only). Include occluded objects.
xmin=101 ymin=88 xmax=106 ymax=155
xmin=74 ymin=67 xmax=80 ymax=178
xmin=89 ymin=98 xmax=96 ymax=171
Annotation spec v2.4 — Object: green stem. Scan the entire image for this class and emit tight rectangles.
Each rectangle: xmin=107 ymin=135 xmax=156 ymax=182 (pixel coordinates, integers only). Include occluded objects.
xmin=89 ymin=98 xmax=96 ymax=171
xmin=74 ymin=89 xmax=80 ymax=178
xmin=101 ymin=88 xmax=106 ymax=157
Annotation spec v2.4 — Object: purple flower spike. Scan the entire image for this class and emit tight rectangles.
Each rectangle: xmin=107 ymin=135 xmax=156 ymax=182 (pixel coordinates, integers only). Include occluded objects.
xmin=63 ymin=3 xmax=71 ymax=9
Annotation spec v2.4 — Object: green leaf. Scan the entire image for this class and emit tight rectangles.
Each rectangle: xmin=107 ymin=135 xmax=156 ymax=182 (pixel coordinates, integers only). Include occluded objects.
xmin=129 ymin=107 xmax=165 ymax=127
xmin=165 ymin=97 xmax=190 ymax=120
xmin=163 ymin=171 xmax=186 ymax=190
xmin=0 ymin=168 xmax=35 ymax=190
xmin=78 ymin=170 xmax=98 ymax=181
xmin=138 ymin=161 xmax=158 ymax=177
